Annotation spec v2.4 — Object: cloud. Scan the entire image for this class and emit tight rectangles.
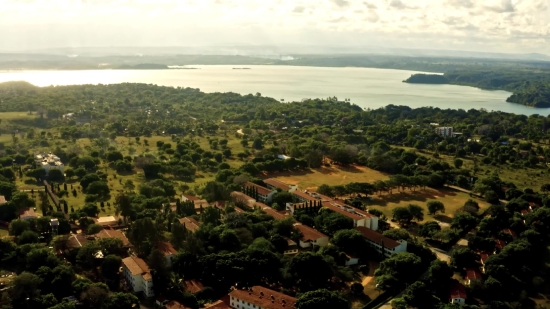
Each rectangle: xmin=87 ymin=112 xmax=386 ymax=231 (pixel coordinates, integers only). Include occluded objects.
xmin=330 ymin=0 xmax=349 ymax=8
xmin=484 ymin=0 xmax=515 ymax=13
xmin=363 ymin=1 xmax=377 ymax=9
xmin=388 ymin=0 xmax=417 ymax=9
xmin=293 ymin=6 xmax=305 ymax=13
xmin=447 ymin=0 xmax=475 ymax=8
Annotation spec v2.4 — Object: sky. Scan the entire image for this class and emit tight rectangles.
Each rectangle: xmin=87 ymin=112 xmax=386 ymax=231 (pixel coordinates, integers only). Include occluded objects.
xmin=1 ymin=0 xmax=549 ymax=54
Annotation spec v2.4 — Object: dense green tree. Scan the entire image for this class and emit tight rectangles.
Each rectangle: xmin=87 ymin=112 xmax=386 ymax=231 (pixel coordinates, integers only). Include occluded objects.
xmin=295 ymin=289 xmax=348 ymax=309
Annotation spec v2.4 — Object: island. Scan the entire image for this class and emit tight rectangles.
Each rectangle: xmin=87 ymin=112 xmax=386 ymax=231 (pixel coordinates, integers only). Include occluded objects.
xmin=117 ymin=63 xmax=169 ymax=70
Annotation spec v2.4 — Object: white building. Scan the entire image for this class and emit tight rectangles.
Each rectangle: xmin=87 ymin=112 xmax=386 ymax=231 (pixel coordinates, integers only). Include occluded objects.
xmin=155 ymin=242 xmax=178 ymax=267
xmin=35 ymin=152 xmax=65 ymax=174
xmin=228 ymin=286 xmax=296 ymax=309
xmin=243 ymin=182 xmax=276 ymax=203
xmin=449 ymin=283 xmax=467 ymax=306
xmin=263 ymin=178 xmax=298 ymax=193
xmin=355 ymin=227 xmax=407 ymax=257
xmin=293 ymin=223 xmax=329 ymax=248
xmin=435 ymin=127 xmax=454 ymax=137
xmin=122 ymin=256 xmax=154 ymax=297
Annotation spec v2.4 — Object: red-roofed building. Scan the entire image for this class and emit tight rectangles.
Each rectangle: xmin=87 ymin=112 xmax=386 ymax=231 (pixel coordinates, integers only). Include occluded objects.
xmin=165 ymin=300 xmax=191 ymax=309
xmin=465 ymin=268 xmax=482 ymax=285
xmin=243 ymin=182 xmax=276 ymax=203
xmin=231 ymin=191 xmax=257 ymax=207
xmin=355 ymin=227 xmax=407 ymax=257
xmin=179 ymin=217 xmax=201 ymax=233
xmin=19 ymin=207 xmax=38 ymax=220
xmin=183 ymin=280 xmax=204 ymax=294
xmin=449 ymin=283 xmax=467 ymax=305
xmin=262 ymin=207 xmax=288 ymax=220
xmin=228 ymin=286 xmax=296 ymax=309
xmin=293 ymin=223 xmax=329 ymax=248
xmin=502 ymin=228 xmax=517 ymax=238
xmin=494 ymin=238 xmax=506 ymax=250
xmin=156 ymin=242 xmax=178 ymax=266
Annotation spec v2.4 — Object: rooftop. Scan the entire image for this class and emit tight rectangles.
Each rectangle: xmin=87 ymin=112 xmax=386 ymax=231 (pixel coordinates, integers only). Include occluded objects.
xmin=263 ymin=178 xmax=291 ymax=191
xmin=66 ymin=234 xmax=89 ymax=249
xmin=0 ymin=195 xmax=6 ymax=204
xmin=182 ymin=195 xmax=199 ymax=201
xmin=179 ymin=217 xmax=201 ymax=232
xmin=355 ymin=226 xmax=401 ymax=249
xmin=183 ymin=279 xmax=204 ymax=293
xmin=322 ymin=201 xmax=375 ymax=221
xmin=262 ymin=207 xmax=288 ymax=220
xmin=244 ymin=182 xmax=274 ymax=196
xmin=122 ymin=256 xmax=152 ymax=281
xmin=450 ymin=283 xmax=467 ymax=300
xmin=229 ymin=286 xmax=296 ymax=309
xmin=95 ymin=229 xmax=131 ymax=247
xmin=231 ymin=191 xmax=256 ymax=206
xmin=156 ymin=241 xmax=178 ymax=256
xmin=465 ymin=268 xmax=482 ymax=281
xmin=292 ymin=190 xmax=320 ymax=201
xmin=293 ymin=223 xmax=327 ymax=241
xmin=165 ymin=300 xmax=192 ymax=309
xmin=19 ymin=207 xmax=38 ymax=218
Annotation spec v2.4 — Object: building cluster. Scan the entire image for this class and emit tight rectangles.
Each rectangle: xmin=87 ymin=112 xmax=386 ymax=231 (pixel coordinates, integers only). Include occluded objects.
xmin=35 ymin=152 xmax=65 ymax=174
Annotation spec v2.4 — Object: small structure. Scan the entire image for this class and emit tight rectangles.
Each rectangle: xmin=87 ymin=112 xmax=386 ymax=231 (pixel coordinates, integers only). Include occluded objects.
xmin=19 ymin=207 xmax=38 ymax=220
xmin=0 ymin=196 xmax=6 ymax=205
xmin=465 ymin=268 xmax=482 ymax=286
xmin=180 ymin=195 xmax=209 ymax=213
xmin=155 ymin=242 xmax=178 ymax=266
xmin=228 ymin=286 xmax=296 ymax=309
xmin=122 ymin=255 xmax=154 ymax=297
xmin=293 ymin=223 xmax=328 ymax=248
xmin=355 ymin=226 xmax=407 ymax=257
xmin=449 ymin=283 xmax=467 ymax=306
xmin=95 ymin=229 xmax=132 ymax=247
xmin=344 ymin=253 xmax=359 ymax=266
xmin=35 ymin=152 xmax=65 ymax=174
xmin=179 ymin=217 xmax=201 ymax=233
xmin=435 ymin=127 xmax=454 ymax=137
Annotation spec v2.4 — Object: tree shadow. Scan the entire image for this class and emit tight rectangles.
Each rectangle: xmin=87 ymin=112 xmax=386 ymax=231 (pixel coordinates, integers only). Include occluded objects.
xmin=334 ymin=164 xmax=364 ymax=174
xmin=434 ymin=214 xmax=453 ymax=224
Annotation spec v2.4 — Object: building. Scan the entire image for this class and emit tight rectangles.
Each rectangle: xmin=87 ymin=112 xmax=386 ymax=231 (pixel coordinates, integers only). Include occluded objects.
xmin=183 ymin=279 xmax=205 ymax=294
xmin=155 ymin=242 xmax=178 ymax=266
xmin=35 ymin=152 xmax=65 ymax=174
xmin=228 ymin=286 xmax=296 ymax=309
xmin=0 ymin=196 xmax=6 ymax=205
xmin=180 ymin=195 xmax=209 ymax=213
xmin=344 ymin=253 xmax=359 ymax=266
xmin=179 ymin=217 xmax=201 ymax=233
xmin=122 ymin=256 xmax=154 ymax=297
xmin=293 ymin=223 xmax=328 ymax=248
xmin=355 ymin=227 xmax=407 ymax=257
xmin=449 ymin=283 xmax=467 ymax=306
xmin=465 ymin=268 xmax=482 ymax=286
xmin=263 ymin=179 xmax=297 ymax=192
xmin=231 ymin=191 xmax=257 ymax=207
xmin=243 ymin=182 xmax=276 ymax=203
xmin=435 ymin=127 xmax=454 ymax=137
xmin=480 ymin=252 xmax=490 ymax=273
xmin=261 ymin=206 xmax=288 ymax=220
xmin=19 ymin=207 xmax=38 ymax=220
xmin=287 ymin=191 xmax=379 ymax=230
xmin=94 ymin=229 xmax=132 ymax=247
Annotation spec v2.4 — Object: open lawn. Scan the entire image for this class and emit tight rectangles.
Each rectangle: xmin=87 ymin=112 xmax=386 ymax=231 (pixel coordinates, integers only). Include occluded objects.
xmin=366 ymin=188 xmax=490 ymax=223
xmin=0 ymin=229 xmax=8 ymax=237
xmin=399 ymin=146 xmax=549 ymax=191
xmin=265 ymin=165 xmax=389 ymax=190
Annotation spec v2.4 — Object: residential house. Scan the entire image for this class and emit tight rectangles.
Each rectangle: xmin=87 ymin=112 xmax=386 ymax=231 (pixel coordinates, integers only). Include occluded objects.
xmin=243 ymin=182 xmax=276 ymax=203
xmin=228 ymin=286 xmax=296 ymax=309
xmin=95 ymin=229 xmax=132 ymax=247
xmin=19 ymin=207 xmax=38 ymax=220
xmin=122 ymin=256 xmax=154 ymax=297
xmin=465 ymin=268 xmax=482 ymax=286
xmin=66 ymin=233 xmax=90 ymax=249
xmin=156 ymin=242 xmax=178 ymax=266
xmin=449 ymin=283 xmax=467 ymax=306
xmin=283 ymin=237 xmax=299 ymax=256
xmin=179 ymin=217 xmax=201 ymax=233
xmin=435 ymin=127 xmax=454 ymax=137
xmin=355 ymin=226 xmax=407 ymax=257
xmin=293 ymin=223 xmax=328 ymax=248
xmin=263 ymin=179 xmax=297 ymax=192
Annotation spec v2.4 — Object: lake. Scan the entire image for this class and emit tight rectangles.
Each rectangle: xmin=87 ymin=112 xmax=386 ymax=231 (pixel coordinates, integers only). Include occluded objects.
xmin=0 ymin=65 xmax=548 ymax=116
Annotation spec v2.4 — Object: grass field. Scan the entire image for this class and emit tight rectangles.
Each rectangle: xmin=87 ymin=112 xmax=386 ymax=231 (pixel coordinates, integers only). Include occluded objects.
xmin=0 ymin=229 xmax=8 ymax=237
xmin=266 ymin=165 xmax=390 ymax=190
xmin=367 ymin=188 xmax=490 ymax=223
xmin=399 ymin=146 xmax=549 ymax=191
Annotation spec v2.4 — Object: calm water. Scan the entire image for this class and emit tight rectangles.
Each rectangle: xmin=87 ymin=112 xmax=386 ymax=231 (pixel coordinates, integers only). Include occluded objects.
xmin=0 ymin=65 xmax=548 ymax=116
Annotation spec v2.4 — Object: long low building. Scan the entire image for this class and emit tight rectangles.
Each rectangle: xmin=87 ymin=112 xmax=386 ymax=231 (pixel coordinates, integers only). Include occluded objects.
xmin=229 ymin=286 xmax=296 ymax=309
xmin=355 ymin=226 xmax=407 ymax=257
